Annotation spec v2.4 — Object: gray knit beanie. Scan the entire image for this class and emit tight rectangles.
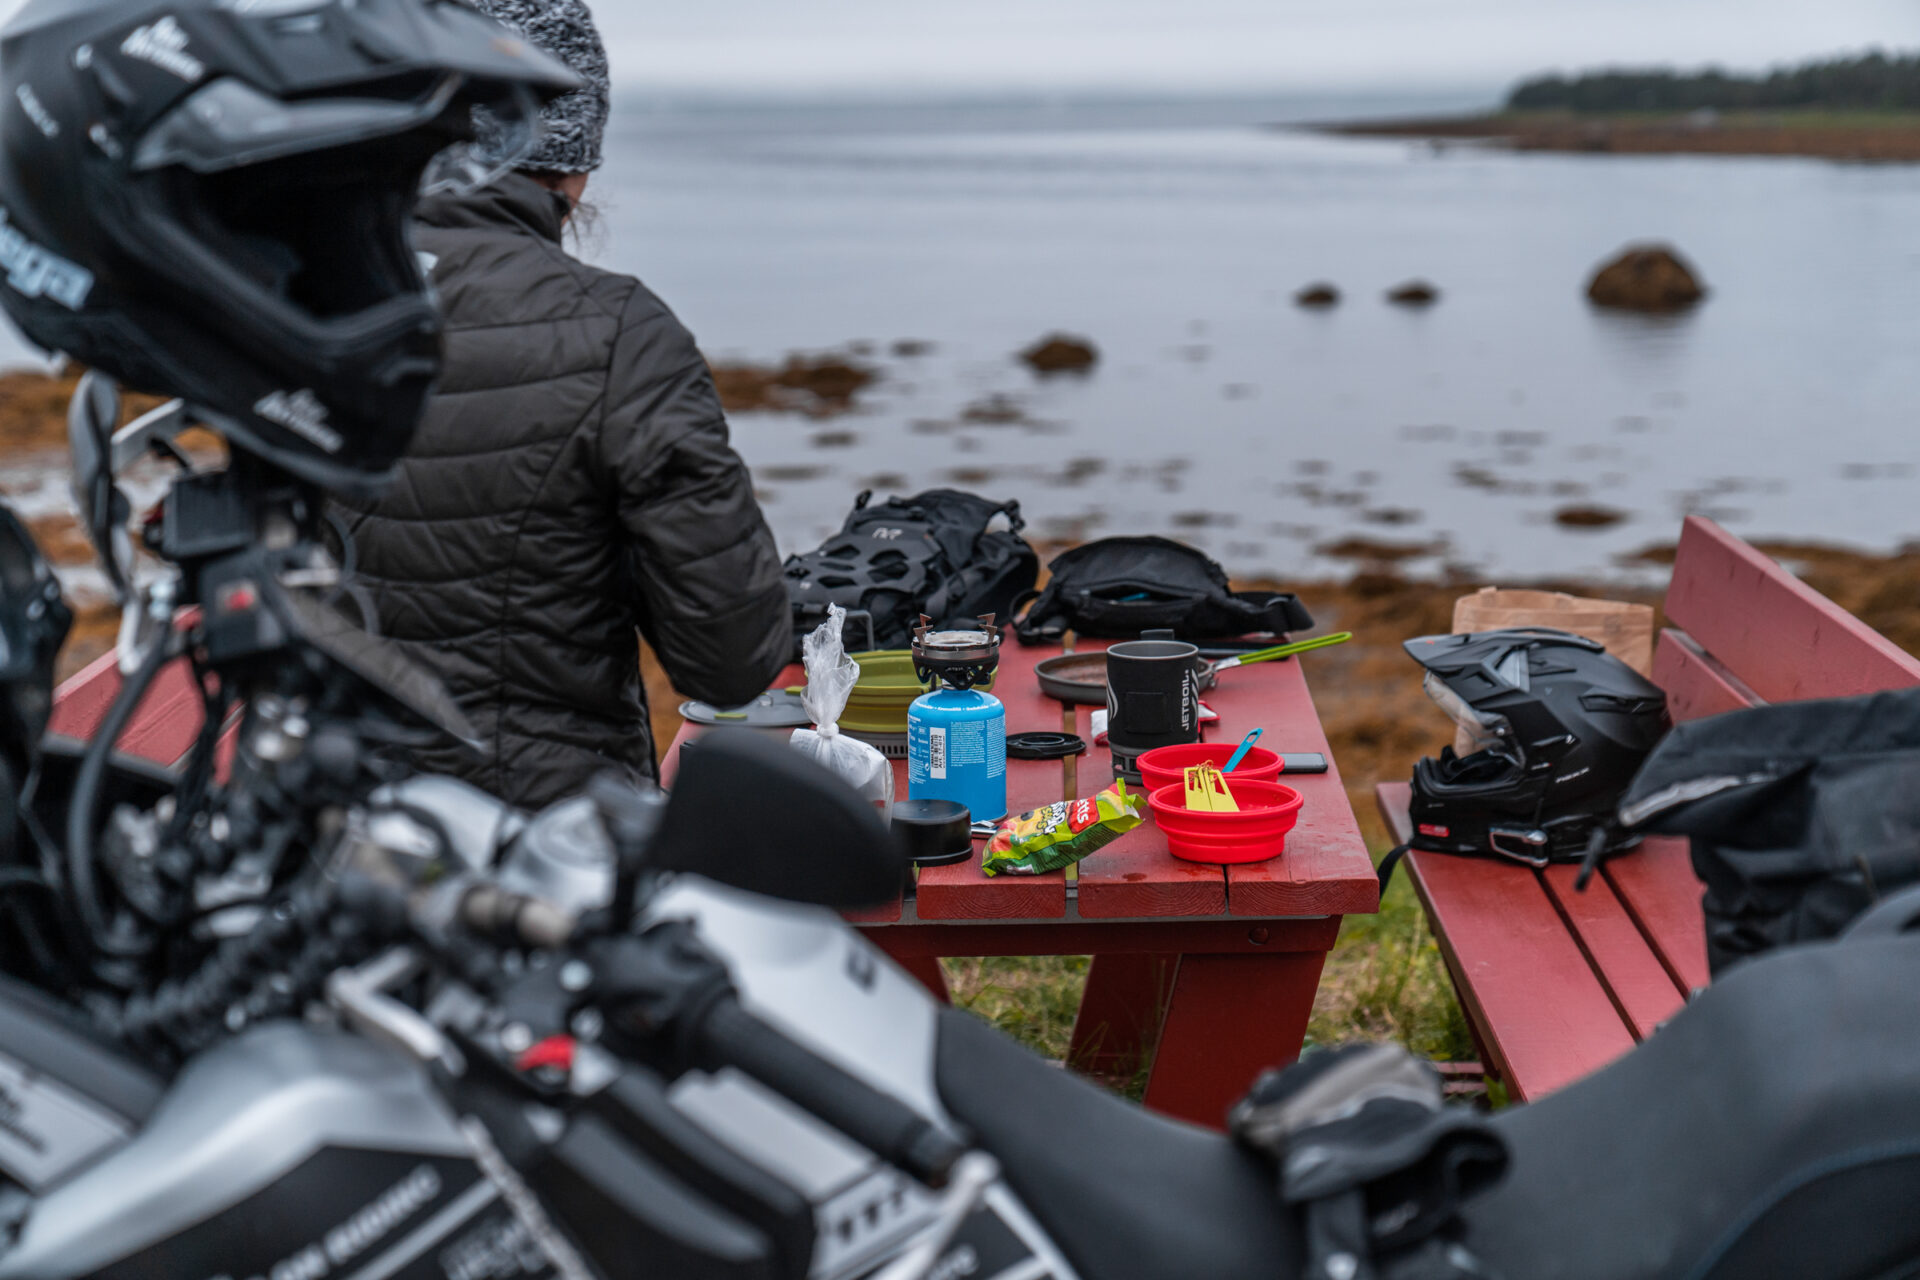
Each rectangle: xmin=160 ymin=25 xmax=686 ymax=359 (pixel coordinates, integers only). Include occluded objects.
xmin=466 ymin=0 xmax=609 ymax=173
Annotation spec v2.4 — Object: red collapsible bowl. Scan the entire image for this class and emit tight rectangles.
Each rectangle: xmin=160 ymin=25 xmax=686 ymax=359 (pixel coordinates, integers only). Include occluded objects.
xmin=1137 ymin=742 xmax=1283 ymax=794
xmin=1148 ymin=780 xmax=1304 ymax=865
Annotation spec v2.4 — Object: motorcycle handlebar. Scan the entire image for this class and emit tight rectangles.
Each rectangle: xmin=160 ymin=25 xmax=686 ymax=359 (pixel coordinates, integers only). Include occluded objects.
xmin=692 ymin=995 xmax=969 ymax=1189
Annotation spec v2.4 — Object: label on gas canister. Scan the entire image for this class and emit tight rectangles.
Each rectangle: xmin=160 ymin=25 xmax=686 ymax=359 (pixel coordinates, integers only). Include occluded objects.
xmin=910 ymin=717 xmax=1003 ymax=783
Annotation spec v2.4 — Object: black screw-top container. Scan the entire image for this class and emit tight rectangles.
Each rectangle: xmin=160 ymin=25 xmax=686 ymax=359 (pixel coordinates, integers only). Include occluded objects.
xmin=1106 ymin=635 xmax=1203 ymax=782
xmin=891 ymin=798 xmax=974 ymax=866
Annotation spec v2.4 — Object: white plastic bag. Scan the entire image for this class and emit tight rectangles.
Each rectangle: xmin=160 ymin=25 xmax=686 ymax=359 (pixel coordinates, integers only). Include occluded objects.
xmin=791 ymin=605 xmax=894 ymax=817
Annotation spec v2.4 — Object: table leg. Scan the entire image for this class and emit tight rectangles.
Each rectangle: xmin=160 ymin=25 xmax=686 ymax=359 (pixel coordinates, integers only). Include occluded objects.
xmin=896 ymin=954 xmax=951 ymax=1004
xmin=1067 ymin=954 xmax=1173 ymax=1082
xmin=1143 ymin=949 xmax=1329 ymax=1129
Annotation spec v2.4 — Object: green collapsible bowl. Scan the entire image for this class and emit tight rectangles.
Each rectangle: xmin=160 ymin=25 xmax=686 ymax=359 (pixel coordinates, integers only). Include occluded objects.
xmin=835 ymin=650 xmax=996 ymax=735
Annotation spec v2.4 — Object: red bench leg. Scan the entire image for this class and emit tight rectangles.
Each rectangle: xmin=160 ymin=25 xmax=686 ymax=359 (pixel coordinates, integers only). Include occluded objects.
xmin=896 ymin=955 xmax=951 ymax=1004
xmin=1068 ymin=954 xmax=1174 ymax=1081
xmin=1144 ymin=950 xmax=1327 ymax=1129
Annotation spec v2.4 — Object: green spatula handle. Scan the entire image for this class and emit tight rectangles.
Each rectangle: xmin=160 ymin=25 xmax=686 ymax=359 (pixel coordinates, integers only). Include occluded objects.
xmin=1213 ymin=631 xmax=1353 ymax=671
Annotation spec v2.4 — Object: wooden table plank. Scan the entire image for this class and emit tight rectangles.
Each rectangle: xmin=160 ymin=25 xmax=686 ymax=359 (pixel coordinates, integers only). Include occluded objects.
xmin=1051 ymin=638 xmax=1228 ymax=919
xmin=1068 ymin=686 xmax=1228 ymax=919
xmin=662 ymin=660 xmax=916 ymax=920
xmin=1604 ymin=836 xmax=1711 ymax=995
xmin=1378 ymin=783 xmax=1637 ymax=1101
xmin=1665 ymin=515 xmax=1920 ymax=701
xmin=1538 ymin=864 xmax=1687 ymax=1040
xmin=1062 ymin=640 xmax=1375 ymax=919
xmin=1220 ymin=657 xmax=1379 ymax=918
xmin=50 ymin=651 xmax=207 ymax=768
xmin=1653 ymin=629 xmax=1762 ymax=723
xmin=914 ymin=642 xmax=1068 ymax=920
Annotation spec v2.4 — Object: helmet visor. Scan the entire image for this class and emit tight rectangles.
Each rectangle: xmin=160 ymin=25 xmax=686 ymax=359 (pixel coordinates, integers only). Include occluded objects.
xmin=135 ymin=75 xmax=542 ymax=198
xmin=1423 ymin=670 xmax=1510 ymax=755
xmin=135 ymin=74 xmax=463 ymax=174
xmin=420 ymin=83 xmax=544 ymax=196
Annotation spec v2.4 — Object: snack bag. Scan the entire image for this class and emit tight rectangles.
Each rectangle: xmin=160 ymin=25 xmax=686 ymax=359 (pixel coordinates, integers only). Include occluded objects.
xmin=791 ymin=605 xmax=894 ymax=816
xmin=982 ymin=781 xmax=1144 ymax=877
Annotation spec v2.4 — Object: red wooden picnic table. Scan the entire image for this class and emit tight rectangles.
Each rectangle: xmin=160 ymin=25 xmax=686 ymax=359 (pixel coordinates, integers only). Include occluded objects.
xmin=663 ymin=639 xmax=1380 ymax=1129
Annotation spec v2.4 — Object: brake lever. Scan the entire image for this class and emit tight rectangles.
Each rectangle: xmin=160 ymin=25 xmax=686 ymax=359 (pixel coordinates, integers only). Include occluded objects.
xmin=326 ymin=945 xmax=467 ymax=1077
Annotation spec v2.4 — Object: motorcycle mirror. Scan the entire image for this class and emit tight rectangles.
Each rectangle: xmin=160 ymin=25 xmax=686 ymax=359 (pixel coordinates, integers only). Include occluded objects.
xmin=647 ymin=730 xmax=906 ymax=909
xmin=65 ymin=371 xmax=134 ymax=605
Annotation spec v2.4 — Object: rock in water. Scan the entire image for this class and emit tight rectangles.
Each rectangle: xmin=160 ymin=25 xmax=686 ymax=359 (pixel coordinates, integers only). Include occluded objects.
xmin=1587 ymin=245 xmax=1706 ymax=312
xmin=1387 ymin=280 xmax=1440 ymax=306
xmin=1296 ymin=282 xmax=1340 ymax=307
xmin=1020 ymin=334 xmax=1099 ymax=374
xmin=707 ymin=353 xmax=875 ymax=418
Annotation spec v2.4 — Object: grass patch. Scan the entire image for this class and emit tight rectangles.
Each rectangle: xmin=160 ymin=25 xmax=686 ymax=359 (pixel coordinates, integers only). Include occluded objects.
xmin=938 ymin=849 xmax=1472 ymax=1090
xmin=1306 ymin=846 xmax=1474 ymax=1061
xmin=941 ymin=954 xmax=1090 ymax=1063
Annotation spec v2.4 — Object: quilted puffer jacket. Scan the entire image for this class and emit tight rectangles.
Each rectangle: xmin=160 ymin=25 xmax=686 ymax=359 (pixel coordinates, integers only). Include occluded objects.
xmin=335 ymin=174 xmax=790 ymax=809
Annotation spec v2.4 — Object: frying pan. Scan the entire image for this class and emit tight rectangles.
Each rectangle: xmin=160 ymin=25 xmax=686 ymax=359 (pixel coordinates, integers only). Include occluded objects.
xmin=1034 ymin=633 xmax=1352 ymax=705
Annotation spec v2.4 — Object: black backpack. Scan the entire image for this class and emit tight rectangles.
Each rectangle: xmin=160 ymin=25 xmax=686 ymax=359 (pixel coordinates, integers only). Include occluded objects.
xmin=1608 ymin=687 xmax=1920 ymax=976
xmin=1010 ymin=537 xmax=1312 ymax=645
xmin=784 ymin=489 xmax=1038 ymax=653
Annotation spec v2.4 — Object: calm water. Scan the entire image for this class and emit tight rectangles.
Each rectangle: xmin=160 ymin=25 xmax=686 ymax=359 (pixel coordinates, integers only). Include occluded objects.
xmin=592 ymin=94 xmax=1920 ymax=581
xmin=8 ymin=92 xmax=1920 ymax=582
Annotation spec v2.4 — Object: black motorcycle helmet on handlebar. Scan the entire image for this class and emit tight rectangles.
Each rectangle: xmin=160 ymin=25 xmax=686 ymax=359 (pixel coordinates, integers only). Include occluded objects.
xmin=0 ymin=0 xmax=580 ymax=497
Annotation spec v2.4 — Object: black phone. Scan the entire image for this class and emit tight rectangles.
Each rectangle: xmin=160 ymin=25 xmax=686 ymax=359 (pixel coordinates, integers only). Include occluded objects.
xmin=1280 ymin=753 xmax=1329 ymax=774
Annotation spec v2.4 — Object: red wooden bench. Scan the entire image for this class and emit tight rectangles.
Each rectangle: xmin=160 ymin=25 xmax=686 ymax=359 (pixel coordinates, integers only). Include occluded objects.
xmin=47 ymin=646 xmax=214 ymax=766
xmin=668 ymin=638 xmax=1381 ymax=1130
xmin=1377 ymin=516 xmax=1920 ymax=1101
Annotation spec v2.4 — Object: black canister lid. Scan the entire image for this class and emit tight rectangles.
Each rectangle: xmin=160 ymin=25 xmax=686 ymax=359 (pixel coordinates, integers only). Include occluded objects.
xmin=891 ymin=798 xmax=974 ymax=866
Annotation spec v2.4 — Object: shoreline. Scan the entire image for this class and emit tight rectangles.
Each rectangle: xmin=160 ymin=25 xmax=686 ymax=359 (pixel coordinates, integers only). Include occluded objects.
xmin=1312 ymin=111 xmax=1920 ymax=162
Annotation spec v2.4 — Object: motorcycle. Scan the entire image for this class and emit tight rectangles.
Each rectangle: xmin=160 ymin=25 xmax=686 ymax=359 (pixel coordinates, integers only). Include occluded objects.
xmin=4 ymin=380 xmax=1920 ymax=1280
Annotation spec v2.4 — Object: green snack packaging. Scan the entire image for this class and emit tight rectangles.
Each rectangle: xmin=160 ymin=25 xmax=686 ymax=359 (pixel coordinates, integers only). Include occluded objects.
xmin=981 ymin=781 xmax=1145 ymax=877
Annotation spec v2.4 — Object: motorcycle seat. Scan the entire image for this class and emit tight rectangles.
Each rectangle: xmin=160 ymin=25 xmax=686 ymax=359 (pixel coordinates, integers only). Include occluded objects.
xmin=934 ymin=1007 xmax=1297 ymax=1280
xmin=1468 ymin=929 xmax=1920 ymax=1279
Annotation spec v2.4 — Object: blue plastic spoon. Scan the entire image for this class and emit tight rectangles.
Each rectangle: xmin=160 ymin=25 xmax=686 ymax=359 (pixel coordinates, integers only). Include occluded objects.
xmin=1223 ymin=728 xmax=1264 ymax=773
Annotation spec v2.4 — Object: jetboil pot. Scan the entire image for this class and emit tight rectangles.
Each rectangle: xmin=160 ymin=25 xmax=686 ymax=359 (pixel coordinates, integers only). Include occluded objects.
xmin=906 ymin=615 xmax=1008 ymax=822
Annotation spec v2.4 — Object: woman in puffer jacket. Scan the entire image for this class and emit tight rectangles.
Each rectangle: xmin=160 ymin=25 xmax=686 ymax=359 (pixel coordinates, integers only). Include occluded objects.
xmin=335 ymin=0 xmax=790 ymax=809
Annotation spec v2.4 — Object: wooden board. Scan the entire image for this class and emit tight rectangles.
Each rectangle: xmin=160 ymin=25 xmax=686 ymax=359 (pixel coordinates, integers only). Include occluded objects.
xmin=49 ymin=650 xmax=207 ymax=768
xmin=1220 ymin=657 xmax=1380 ymax=918
xmin=1652 ymin=629 xmax=1762 ymax=723
xmin=1064 ymin=640 xmax=1376 ymax=920
xmin=1379 ymin=783 xmax=1637 ymax=1101
xmin=1603 ymin=836 xmax=1710 ymax=995
xmin=1063 ymin=642 xmax=1226 ymax=919
xmin=1665 ymin=516 xmax=1920 ymax=702
xmin=914 ymin=643 xmax=1069 ymax=921
xmin=1537 ymin=864 xmax=1687 ymax=1039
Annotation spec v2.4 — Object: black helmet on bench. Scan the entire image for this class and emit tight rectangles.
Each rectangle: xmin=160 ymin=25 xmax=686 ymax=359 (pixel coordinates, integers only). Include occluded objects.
xmin=0 ymin=0 xmax=580 ymax=496
xmin=1403 ymin=628 xmax=1670 ymax=867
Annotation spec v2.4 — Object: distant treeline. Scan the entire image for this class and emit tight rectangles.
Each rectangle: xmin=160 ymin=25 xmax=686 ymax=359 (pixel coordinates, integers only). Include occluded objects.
xmin=1507 ymin=50 xmax=1920 ymax=113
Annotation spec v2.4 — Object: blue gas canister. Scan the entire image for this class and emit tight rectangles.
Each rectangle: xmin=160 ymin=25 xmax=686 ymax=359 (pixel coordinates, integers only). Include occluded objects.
xmin=905 ymin=620 xmax=1008 ymax=822
xmin=908 ymin=687 xmax=1007 ymax=821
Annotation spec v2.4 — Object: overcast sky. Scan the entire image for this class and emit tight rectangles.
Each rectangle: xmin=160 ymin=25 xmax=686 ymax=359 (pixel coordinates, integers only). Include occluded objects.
xmin=0 ymin=1 xmax=1909 ymax=98
xmin=591 ymin=0 xmax=1920 ymax=96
